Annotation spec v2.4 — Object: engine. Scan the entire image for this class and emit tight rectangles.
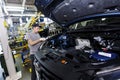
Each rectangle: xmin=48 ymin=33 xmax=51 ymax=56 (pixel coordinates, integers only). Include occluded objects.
xmin=34 ymin=31 xmax=120 ymax=80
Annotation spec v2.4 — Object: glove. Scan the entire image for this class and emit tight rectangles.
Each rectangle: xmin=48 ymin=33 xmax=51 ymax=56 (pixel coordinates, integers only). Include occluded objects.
xmin=39 ymin=38 xmax=46 ymax=41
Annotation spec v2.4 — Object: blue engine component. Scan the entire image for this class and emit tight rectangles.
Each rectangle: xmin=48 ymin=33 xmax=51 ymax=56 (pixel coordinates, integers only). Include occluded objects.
xmin=91 ymin=51 xmax=118 ymax=61
xmin=58 ymin=35 xmax=68 ymax=49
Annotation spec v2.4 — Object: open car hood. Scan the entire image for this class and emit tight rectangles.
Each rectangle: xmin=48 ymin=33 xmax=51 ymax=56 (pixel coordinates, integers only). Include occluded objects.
xmin=35 ymin=0 xmax=120 ymax=27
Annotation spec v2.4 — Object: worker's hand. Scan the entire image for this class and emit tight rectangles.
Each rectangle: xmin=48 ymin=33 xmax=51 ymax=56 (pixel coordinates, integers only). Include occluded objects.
xmin=39 ymin=38 xmax=46 ymax=41
xmin=45 ymin=36 xmax=50 ymax=40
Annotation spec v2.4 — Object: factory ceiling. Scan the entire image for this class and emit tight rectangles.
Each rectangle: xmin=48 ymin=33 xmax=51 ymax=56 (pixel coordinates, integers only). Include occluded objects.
xmin=4 ymin=0 xmax=37 ymax=17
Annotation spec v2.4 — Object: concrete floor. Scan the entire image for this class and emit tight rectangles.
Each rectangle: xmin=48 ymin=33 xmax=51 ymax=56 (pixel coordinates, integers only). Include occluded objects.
xmin=15 ymin=54 xmax=31 ymax=80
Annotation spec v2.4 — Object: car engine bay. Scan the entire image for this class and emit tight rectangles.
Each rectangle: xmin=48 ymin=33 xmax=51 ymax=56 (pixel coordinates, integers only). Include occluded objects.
xmin=34 ymin=29 xmax=120 ymax=80
xmin=47 ymin=30 xmax=120 ymax=62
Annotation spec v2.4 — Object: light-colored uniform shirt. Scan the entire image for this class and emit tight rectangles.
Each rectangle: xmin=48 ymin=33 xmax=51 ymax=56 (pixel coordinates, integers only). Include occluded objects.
xmin=27 ymin=32 xmax=41 ymax=54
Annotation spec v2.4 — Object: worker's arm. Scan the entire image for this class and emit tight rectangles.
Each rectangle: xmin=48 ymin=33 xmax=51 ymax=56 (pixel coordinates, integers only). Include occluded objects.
xmin=28 ymin=38 xmax=45 ymax=46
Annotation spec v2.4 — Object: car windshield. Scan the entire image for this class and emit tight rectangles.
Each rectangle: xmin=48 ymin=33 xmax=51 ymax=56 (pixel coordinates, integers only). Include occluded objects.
xmin=69 ymin=17 xmax=120 ymax=30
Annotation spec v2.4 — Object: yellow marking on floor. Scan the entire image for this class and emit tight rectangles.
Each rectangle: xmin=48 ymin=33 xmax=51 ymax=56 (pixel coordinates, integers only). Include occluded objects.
xmin=14 ymin=53 xmax=21 ymax=58
xmin=29 ymin=68 xmax=32 ymax=73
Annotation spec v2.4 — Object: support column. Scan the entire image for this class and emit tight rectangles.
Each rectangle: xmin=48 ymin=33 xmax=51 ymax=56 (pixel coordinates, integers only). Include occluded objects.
xmin=0 ymin=1 xmax=21 ymax=80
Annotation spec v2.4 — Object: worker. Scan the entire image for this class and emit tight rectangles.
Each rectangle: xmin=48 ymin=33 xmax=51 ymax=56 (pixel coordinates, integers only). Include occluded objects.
xmin=27 ymin=23 xmax=46 ymax=80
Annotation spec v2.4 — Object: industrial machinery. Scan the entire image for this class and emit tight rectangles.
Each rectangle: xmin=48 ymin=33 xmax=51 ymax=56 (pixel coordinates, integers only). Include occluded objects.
xmin=34 ymin=0 xmax=120 ymax=80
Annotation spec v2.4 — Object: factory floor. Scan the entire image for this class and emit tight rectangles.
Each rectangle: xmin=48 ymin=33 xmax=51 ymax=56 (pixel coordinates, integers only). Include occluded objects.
xmin=14 ymin=53 xmax=31 ymax=80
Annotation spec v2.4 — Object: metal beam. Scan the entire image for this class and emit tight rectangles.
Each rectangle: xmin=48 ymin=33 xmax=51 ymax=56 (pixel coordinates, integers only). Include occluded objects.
xmin=21 ymin=0 xmax=26 ymax=14
xmin=0 ymin=1 xmax=21 ymax=80
xmin=0 ymin=2 xmax=16 ymax=79
xmin=22 ymin=0 xmax=26 ymax=7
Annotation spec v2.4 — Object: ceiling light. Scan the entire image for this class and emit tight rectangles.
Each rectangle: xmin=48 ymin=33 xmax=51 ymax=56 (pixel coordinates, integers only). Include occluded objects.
xmin=6 ymin=6 xmax=24 ymax=11
xmin=6 ymin=6 xmax=24 ymax=9
xmin=6 ymin=9 xmax=24 ymax=12
xmin=9 ymin=14 xmax=36 ymax=17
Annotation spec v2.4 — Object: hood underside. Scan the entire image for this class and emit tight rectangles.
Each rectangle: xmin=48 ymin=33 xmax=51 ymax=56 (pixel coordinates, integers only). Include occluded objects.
xmin=35 ymin=0 xmax=120 ymax=27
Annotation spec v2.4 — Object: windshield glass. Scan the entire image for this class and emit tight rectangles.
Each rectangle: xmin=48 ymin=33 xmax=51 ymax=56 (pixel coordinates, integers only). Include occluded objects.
xmin=69 ymin=17 xmax=120 ymax=30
